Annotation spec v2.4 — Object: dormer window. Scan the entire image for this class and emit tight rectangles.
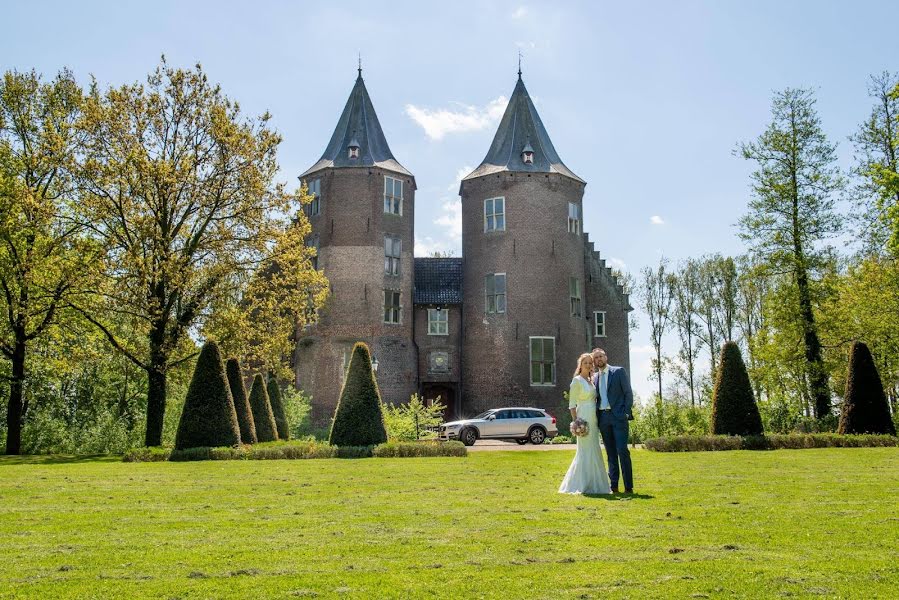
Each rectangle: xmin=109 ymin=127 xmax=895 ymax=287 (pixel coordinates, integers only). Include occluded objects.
xmin=348 ymin=136 xmax=360 ymax=159
xmin=521 ymin=140 xmax=534 ymax=165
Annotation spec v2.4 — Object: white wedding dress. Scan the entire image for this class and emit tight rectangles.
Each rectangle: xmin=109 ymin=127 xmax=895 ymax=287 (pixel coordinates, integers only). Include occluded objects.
xmin=559 ymin=375 xmax=611 ymax=495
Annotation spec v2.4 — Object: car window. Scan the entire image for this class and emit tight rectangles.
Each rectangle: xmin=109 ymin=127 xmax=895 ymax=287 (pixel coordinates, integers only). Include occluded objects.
xmin=528 ymin=410 xmax=543 ymax=418
xmin=495 ymin=410 xmax=510 ymax=419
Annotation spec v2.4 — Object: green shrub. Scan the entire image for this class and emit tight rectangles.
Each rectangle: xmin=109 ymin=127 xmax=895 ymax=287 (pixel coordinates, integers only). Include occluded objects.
xmin=645 ymin=433 xmax=899 ymax=452
xmin=645 ymin=435 xmax=742 ymax=452
xmin=174 ymin=341 xmax=241 ymax=450
xmin=629 ymin=398 xmax=711 ymax=443
xmin=372 ymin=441 xmax=467 ymax=457
xmin=282 ymin=386 xmax=313 ymax=439
xmin=169 ymin=446 xmax=251 ymax=461
xmin=382 ymin=394 xmax=446 ymax=441
xmin=122 ymin=446 xmax=171 ymax=462
xmin=711 ymin=342 xmax=763 ymax=436
xmin=226 ymin=358 xmax=257 ymax=445
xmin=248 ymin=374 xmax=279 ymax=442
xmin=839 ymin=341 xmax=897 ymax=435
xmin=329 ymin=342 xmax=388 ymax=447
xmin=251 ymin=441 xmax=336 ymax=460
xmin=267 ymin=376 xmax=290 ymax=440
xmin=335 ymin=445 xmax=374 ymax=458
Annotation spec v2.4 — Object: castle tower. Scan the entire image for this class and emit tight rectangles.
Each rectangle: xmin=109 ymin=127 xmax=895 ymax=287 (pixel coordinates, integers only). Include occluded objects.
xmin=295 ymin=68 xmax=418 ymax=425
xmin=460 ymin=73 xmax=615 ymax=415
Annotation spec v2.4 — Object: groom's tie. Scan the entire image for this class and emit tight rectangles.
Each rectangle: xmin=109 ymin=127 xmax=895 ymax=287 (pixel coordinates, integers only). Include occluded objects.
xmin=600 ymin=370 xmax=609 ymax=410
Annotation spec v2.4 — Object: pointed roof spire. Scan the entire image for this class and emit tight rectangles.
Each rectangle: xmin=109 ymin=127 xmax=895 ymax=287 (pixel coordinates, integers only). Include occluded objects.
xmin=518 ymin=50 xmax=522 ymax=80
xmin=463 ymin=76 xmax=583 ymax=183
xmin=301 ymin=70 xmax=411 ymax=178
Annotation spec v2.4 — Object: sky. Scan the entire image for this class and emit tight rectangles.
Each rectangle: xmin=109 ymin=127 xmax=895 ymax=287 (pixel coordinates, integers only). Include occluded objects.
xmin=3 ymin=0 xmax=898 ymax=400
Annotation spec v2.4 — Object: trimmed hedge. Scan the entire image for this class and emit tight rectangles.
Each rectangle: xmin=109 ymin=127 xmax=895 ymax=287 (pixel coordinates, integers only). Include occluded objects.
xmin=711 ymin=342 xmax=763 ymax=436
xmin=329 ymin=342 xmax=388 ymax=447
xmin=839 ymin=341 xmax=896 ymax=435
xmin=174 ymin=341 xmax=241 ymax=450
xmin=249 ymin=374 xmax=279 ymax=442
xmin=226 ymin=358 xmax=257 ymax=444
xmin=373 ymin=441 xmax=467 ymax=457
xmin=646 ymin=433 xmax=899 ymax=452
xmin=267 ymin=376 xmax=290 ymax=441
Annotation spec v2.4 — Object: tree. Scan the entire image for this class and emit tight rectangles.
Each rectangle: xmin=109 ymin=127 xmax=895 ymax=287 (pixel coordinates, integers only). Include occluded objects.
xmin=76 ymin=58 xmax=305 ymax=446
xmin=225 ymin=357 xmax=256 ymax=444
xmin=266 ymin=375 xmax=289 ymax=440
xmin=329 ymin=342 xmax=387 ymax=447
xmin=738 ymin=88 xmax=844 ymax=418
xmin=670 ymin=259 xmax=702 ymax=405
xmin=174 ymin=341 xmax=240 ymax=450
xmin=838 ymin=341 xmax=896 ymax=435
xmin=248 ymin=373 xmax=278 ymax=442
xmin=640 ymin=258 xmax=672 ymax=402
xmin=850 ymin=73 xmax=899 ymax=257
xmin=711 ymin=342 xmax=763 ymax=436
xmin=0 ymin=70 xmax=99 ymax=454
xmin=735 ymin=254 xmax=769 ymax=403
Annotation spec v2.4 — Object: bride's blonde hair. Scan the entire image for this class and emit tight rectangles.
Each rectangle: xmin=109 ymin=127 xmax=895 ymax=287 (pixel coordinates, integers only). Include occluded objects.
xmin=573 ymin=352 xmax=593 ymax=378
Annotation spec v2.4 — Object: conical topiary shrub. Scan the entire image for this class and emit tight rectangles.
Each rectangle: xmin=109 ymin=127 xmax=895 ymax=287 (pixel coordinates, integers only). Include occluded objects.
xmin=329 ymin=342 xmax=388 ymax=447
xmin=711 ymin=341 xmax=764 ymax=436
xmin=267 ymin=375 xmax=290 ymax=441
xmin=174 ymin=341 xmax=241 ymax=450
xmin=226 ymin=358 xmax=257 ymax=444
xmin=839 ymin=341 xmax=896 ymax=435
xmin=249 ymin=374 xmax=279 ymax=442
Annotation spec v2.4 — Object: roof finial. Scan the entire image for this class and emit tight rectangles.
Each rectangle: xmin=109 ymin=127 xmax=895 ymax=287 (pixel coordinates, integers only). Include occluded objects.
xmin=518 ymin=50 xmax=522 ymax=79
xmin=358 ymin=53 xmax=362 ymax=79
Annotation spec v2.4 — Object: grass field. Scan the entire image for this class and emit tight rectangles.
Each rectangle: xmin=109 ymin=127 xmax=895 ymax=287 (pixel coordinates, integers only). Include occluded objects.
xmin=1 ymin=448 xmax=897 ymax=599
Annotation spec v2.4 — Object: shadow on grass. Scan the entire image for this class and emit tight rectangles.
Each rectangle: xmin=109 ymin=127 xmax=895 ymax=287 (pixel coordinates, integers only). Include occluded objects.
xmin=583 ymin=492 xmax=655 ymax=501
xmin=0 ymin=454 xmax=120 ymax=466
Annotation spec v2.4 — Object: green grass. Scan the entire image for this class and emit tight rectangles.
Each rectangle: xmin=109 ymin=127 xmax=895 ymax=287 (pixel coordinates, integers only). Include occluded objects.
xmin=1 ymin=448 xmax=897 ymax=598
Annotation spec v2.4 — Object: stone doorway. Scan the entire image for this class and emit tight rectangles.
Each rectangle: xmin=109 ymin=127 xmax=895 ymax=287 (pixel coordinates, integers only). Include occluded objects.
xmin=421 ymin=383 xmax=457 ymax=422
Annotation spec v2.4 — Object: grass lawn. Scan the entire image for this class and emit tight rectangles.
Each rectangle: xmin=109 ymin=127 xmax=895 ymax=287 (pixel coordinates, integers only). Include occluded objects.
xmin=1 ymin=448 xmax=897 ymax=599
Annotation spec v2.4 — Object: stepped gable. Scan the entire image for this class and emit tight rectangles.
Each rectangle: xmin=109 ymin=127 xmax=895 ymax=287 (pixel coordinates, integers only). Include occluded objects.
xmin=301 ymin=70 xmax=411 ymax=178
xmin=462 ymin=75 xmax=583 ymax=183
xmin=413 ymin=258 xmax=463 ymax=304
xmin=584 ymin=232 xmax=632 ymax=311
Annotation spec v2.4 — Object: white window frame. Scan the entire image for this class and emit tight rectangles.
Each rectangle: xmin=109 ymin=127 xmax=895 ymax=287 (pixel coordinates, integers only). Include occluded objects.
xmin=427 ymin=308 xmax=448 ymax=335
xmin=306 ymin=178 xmax=321 ymax=217
xmin=485 ymin=273 xmax=507 ymax=314
xmin=383 ymin=289 xmax=402 ymax=324
xmin=384 ymin=176 xmax=403 ymax=216
xmin=570 ymin=277 xmax=582 ymax=317
xmin=484 ymin=197 xmax=505 ymax=232
xmin=384 ymin=235 xmax=401 ymax=276
xmin=594 ymin=311 xmax=607 ymax=337
xmin=568 ymin=202 xmax=580 ymax=234
xmin=529 ymin=336 xmax=556 ymax=386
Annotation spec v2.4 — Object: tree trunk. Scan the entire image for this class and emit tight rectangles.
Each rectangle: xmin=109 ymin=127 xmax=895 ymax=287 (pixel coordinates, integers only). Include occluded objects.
xmin=5 ymin=337 xmax=27 ymax=455
xmin=144 ymin=325 xmax=168 ymax=447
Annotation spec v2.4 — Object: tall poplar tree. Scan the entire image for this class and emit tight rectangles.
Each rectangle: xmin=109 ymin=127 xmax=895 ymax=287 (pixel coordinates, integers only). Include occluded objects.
xmin=640 ymin=258 xmax=672 ymax=402
xmin=738 ymin=88 xmax=844 ymax=418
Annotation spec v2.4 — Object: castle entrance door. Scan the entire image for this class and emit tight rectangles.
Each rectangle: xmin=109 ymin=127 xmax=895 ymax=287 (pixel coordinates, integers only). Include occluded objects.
xmin=422 ymin=383 xmax=457 ymax=422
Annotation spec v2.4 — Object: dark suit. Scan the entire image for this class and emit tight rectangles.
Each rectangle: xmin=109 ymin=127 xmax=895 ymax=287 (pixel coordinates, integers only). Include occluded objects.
xmin=594 ymin=366 xmax=634 ymax=491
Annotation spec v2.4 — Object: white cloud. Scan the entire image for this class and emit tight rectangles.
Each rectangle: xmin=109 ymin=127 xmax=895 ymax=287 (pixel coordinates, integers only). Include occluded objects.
xmin=435 ymin=198 xmax=462 ymax=242
xmin=650 ymin=215 xmax=665 ymax=225
xmin=512 ymin=6 xmax=529 ymax=19
xmin=415 ymin=235 xmax=455 ymax=257
xmin=447 ymin=164 xmax=473 ymax=191
xmin=405 ymin=97 xmax=507 ymax=140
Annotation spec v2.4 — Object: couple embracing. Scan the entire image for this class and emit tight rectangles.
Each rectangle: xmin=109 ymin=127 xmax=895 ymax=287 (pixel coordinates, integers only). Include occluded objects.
xmin=559 ymin=348 xmax=635 ymax=495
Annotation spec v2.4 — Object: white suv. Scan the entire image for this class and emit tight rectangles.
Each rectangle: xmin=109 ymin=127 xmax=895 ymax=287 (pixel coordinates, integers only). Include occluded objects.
xmin=438 ymin=407 xmax=558 ymax=446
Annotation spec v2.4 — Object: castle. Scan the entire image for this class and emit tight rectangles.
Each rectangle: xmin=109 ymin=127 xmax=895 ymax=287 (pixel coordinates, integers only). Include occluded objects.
xmin=294 ymin=67 xmax=632 ymax=425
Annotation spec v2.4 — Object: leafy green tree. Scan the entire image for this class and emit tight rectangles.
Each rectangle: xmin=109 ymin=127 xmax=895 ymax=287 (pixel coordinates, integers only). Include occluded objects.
xmin=225 ymin=358 xmax=256 ymax=444
xmin=174 ymin=341 xmax=240 ymax=450
xmin=329 ymin=342 xmax=387 ymax=447
xmin=75 ymin=58 xmax=309 ymax=446
xmin=640 ymin=258 xmax=672 ymax=402
xmin=738 ymin=88 xmax=844 ymax=418
xmin=838 ymin=341 xmax=896 ymax=435
xmin=266 ymin=375 xmax=289 ymax=441
xmin=0 ymin=69 xmax=99 ymax=454
xmin=670 ymin=259 xmax=703 ymax=405
xmin=382 ymin=394 xmax=446 ymax=441
xmin=711 ymin=342 xmax=763 ymax=436
xmin=248 ymin=374 xmax=278 ymax=442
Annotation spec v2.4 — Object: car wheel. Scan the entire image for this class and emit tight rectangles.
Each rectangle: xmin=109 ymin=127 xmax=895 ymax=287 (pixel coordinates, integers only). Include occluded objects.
xmin=460 ymin=428 xmax=478 ymax=446
xmin=528 ymin=427 xmax=546 ymax=445
xmin=515 ymin=439 xmax=528 ymax=445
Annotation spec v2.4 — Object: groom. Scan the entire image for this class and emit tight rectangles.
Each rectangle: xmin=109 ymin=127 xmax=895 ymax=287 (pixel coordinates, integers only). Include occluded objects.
xmin=592 ymin=348 xmax=635 ymax=493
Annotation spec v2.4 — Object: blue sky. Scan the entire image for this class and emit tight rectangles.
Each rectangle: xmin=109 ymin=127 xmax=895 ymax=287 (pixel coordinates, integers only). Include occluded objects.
xmin=3 ymin=1 xmax=897 ymax=400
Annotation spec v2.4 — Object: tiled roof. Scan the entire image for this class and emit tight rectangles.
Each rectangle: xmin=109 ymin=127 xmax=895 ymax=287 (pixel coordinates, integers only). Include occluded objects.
xmin=414 ymin=258 xmax=463 ymax=304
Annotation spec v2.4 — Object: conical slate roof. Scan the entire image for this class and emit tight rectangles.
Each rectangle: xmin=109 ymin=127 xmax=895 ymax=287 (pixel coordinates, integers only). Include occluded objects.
xmin=302 ymin=72 xmax=412 ymax=178
xmin=463 ymin=76 xmax=583 ymax=183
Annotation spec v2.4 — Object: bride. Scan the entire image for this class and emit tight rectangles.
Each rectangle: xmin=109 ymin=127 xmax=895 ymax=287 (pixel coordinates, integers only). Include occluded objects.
xmin=559 ymin=353 xmax=611 ymax=495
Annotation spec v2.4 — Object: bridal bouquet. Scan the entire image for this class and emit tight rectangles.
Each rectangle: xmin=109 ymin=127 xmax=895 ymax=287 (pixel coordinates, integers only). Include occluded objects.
xmin=569 ymin=418 xmax=589 ymax=437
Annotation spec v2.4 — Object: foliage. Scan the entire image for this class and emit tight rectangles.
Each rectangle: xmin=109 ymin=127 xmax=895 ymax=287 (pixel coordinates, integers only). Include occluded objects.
xmin=629 ymin=396 xmax=711 ymax=444
xmin=839 ymin=341 xmax=896 ymax=435
xmin=646 ymin=433 xmax=899 ymax=452
xmin=225 ymin=358 xmax=256 ymax=444
xmin=248 ymin=374 xmax=278 ymax=442
xmin=639 ymin=257 xmax=673 ymax=401
xmin=281 ymin=385 xmax=313 ymax=440
xmin=382 ymin=393 xmax=446 ymax=441
xmin=173 ymin=341 xmax=240 ymax=450
xmin=711 ymin=342 xmax=763 ymax=436
xmin=266 ymin=376 xmax=290 ymax=440
xmin=372 ymin=441 xmax=466 ymax=458
xmin=329 ymin=342 xmax=387 ymax=447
